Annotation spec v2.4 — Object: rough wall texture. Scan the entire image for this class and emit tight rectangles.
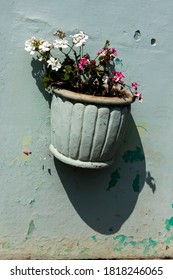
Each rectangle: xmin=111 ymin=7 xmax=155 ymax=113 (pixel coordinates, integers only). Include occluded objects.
xmin=0 ymin=0 xmax=173 ymax=259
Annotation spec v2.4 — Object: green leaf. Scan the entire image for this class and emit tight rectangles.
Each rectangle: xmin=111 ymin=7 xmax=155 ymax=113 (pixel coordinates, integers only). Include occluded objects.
xmin=41 ymin=76 xmax=53 ymax=87
xmin=104 ymin=40 xmax=110 ymax=48
xmin=65 ymin=65 xmax=72 ymax=73
xmin=64 ymin=73 xmax=70 ymax=81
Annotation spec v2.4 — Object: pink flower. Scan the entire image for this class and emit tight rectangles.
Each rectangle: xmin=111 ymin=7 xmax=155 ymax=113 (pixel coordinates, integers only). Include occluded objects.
xmin=97 ymin=48 xmax=104 ymax=55
xmin=112 ymin=48 xmax=117 ymax=56
xmin=134 ymin=91 xmax=139 ymax=97
xmin=113 ymin=72 xmax=125 ymax=82
xmin=138 ymin=94 xmax=143 ymax=103
xmin=91 ymin=59 xmax=96 ymax=65
xmin=78 ymin=56 xmax=89 ymax=70
xmin=131 ymin=82 xmax=138 ymax=88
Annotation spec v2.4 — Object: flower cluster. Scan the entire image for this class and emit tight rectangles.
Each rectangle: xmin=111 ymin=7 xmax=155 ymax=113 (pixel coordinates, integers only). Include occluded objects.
xmin=25 ymin=29 xmax=142 ymax=102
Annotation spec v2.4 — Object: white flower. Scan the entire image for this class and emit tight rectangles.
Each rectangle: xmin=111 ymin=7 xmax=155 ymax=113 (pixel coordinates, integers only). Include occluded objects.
xmin=70 ymin=31 xmax=88 ymax=47
xmin=47 ymin=57 xmax=61 ymax=71
xmin=102 ymin=75 xmax=109 ymax=83
xmin=24 ymin=37 xmax=36 ymax=55
xmin=53 ymin=39 xmax=68 ymax=49
xmin=39 ymin=41 xmax=52 ymax=52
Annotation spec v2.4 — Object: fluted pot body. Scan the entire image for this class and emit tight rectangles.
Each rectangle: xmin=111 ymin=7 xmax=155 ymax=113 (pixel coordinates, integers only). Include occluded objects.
xmin=49 ymin=89 xmax=134 ymax=168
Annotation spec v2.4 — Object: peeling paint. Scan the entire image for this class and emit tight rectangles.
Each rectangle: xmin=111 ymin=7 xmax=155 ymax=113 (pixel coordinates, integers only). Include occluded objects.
xmin=141 ymin=238 xmax=158 ymax=255
xmin=145 ymin=171 xmax=156 ymax=193
xmin=165 ymin=217 xmax=173 ymax=231
xmin=79 ymin=248 xmax=90 ymax=255
xmin=11 ymin=136 xmax=32 ymax=164
xmin=2 ymin=241 xmax=10 ymax=249
xmin=164 ymin=234 xmax=173 ymax=245
xmin=91 ymin=235 xmax=97 ymax=242
xmin=122 ymin=147 xmax=144 ymax=163
xmin=29 ymin=199 xmax=35 ymax=206
xmin=113 ymin=235 xmax=159 ymax=256
xmin=115 ymin=58 xmax=123 ymax=66
xmin=113 ymin=235 xmax=127 ymax=244
xmin=26 ymin=220 xmax=35 ymax=238
xmin=107 ymin=169 xmax=120 ymax=191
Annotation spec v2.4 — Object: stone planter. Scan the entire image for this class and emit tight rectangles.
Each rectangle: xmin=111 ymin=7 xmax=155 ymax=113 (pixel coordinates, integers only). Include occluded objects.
xmin=49 ymin=89 xmax=134 ymax=168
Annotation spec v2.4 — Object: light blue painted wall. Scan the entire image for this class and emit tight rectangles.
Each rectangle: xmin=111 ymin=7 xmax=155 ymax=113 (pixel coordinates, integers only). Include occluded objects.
xmin=0 ymin=0 xmax=173 ymax=258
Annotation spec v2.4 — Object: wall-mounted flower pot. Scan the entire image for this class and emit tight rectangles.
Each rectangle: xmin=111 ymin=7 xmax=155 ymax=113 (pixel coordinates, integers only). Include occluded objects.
xmin=49 ymin=89 xmax=134 ymax=168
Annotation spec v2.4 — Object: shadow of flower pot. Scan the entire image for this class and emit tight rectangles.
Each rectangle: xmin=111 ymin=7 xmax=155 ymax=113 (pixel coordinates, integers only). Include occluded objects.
xmin=54 ymin=115 xmax=146 ymax=234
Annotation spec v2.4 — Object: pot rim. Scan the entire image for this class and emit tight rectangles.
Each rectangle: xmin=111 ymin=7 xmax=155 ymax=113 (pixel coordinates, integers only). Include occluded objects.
xmin=52 ymin=88 xmax=135 ymax=106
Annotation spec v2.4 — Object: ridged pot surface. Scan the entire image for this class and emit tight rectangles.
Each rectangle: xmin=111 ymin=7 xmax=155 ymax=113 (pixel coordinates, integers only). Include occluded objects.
xmin=49 ymin=89 xmax=133 ymax=168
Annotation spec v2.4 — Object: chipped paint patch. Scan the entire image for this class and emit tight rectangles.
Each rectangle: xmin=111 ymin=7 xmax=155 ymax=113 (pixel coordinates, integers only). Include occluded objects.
xmin=165 ymin=217 xmax=173 ymax=231
xmin=122 ymin=147 xmax=144 ymax=163
xmin=2 ymin=241 xmax=10 ymax=249
xmin=79 ymin=248 xmax=90 ymax=255
xmin=112 ymin=235 xmax=159 ymax=256
xmin=29 ymin=199 xmax=35 ymax=206
xmin=26 ymin=220 xmax=35 ymax=238
xmin=113 ymin=235 xmax=127 ymax=244
xmin=11 ymin=136 xmax=32 ymax=164
xmin=129 ymin=241 xmax=137 ymax=246
xmin=132 ymin=174 xmax=141 ymax=192
xmin=164 ymin=234 xmax=173 ymax=245
xmin=141 ymin=238 xmax=158 ymax=255
xmin=91 ymin=235 xmax=97 ymax=242
xmin=113 ymin=235 xmax=127 ymax=252
xmin=107 ymin=169 xmax=120 ymax=191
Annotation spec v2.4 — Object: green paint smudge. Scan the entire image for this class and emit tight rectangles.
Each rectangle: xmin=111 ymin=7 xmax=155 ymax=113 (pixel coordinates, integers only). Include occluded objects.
xmin=91 ymin=235 xmax=97 ymax=242
xmin=165 ymin=217 xmax=173 ymax=230
xmin=114 ymin=247 xmax=122 ymax=252
xmin=122 ymin=147 xmax=144 ymax=163
xmin=79 ymin=248 xmax=90 ymax=255
xmin=129 ymin=241 xmax=137 ymax=246
xmin=164 ymin=234 xmax=173 ymax=245
xmin=132 ymin=174 xmax=141 ymax=192
xmin=113 ymin=235 xmax=127 ymax=252
xmin=29 ymin=199 xmax=35 ymax=206
xmin=171 ymin=204 xmax=173 ymax=209
xmin=2 ymin=241 xmax=10 ymax=249
xmin=148 ymin=237 xmax=158 ymax=248
xmin=107 ymin=169 xmax=120 ymax=191
xmin=113 ymin=235 xmax=127 ymax=244
xmin=26 ymin=220 xmax=35 ymax=237
xmin=140 ymin=238 xmax=158 ymax=255
xmin=112 ymin=235 xmax=160 ymax=256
